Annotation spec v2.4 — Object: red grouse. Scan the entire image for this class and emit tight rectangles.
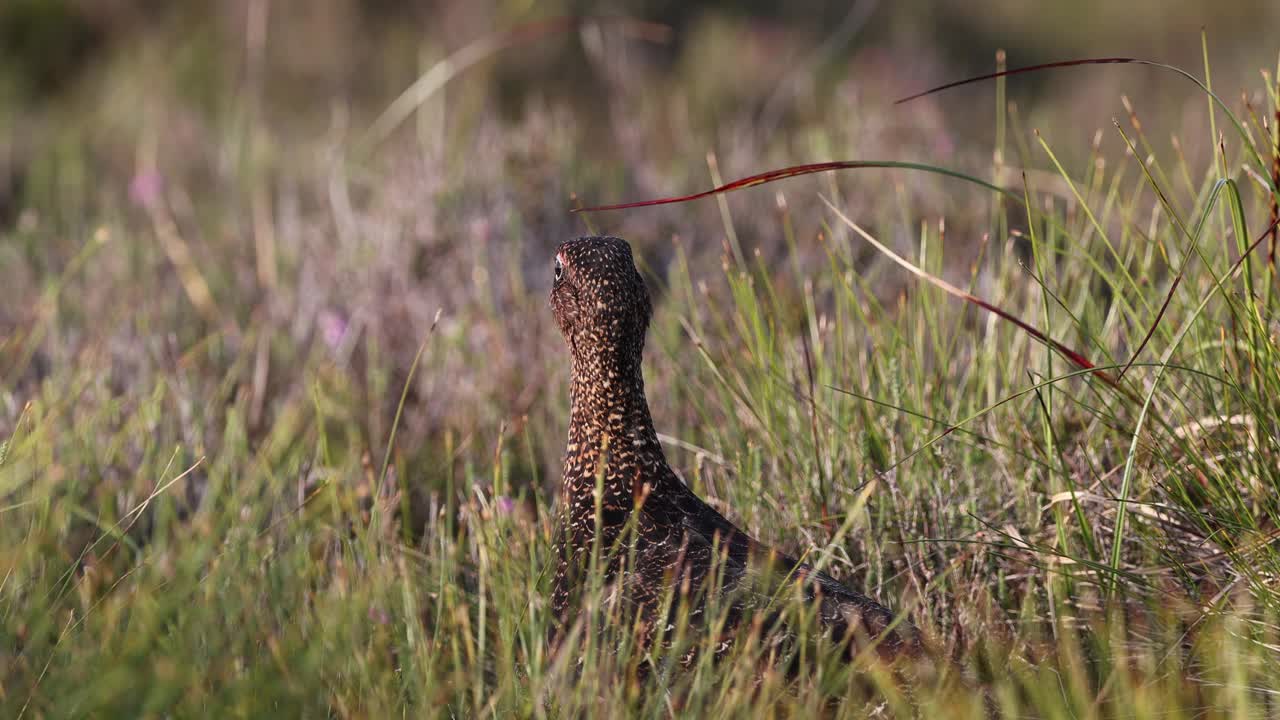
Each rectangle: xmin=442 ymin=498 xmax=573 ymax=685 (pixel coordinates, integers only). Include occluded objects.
xmin=548 ymin=235 xmax=917 ymax=661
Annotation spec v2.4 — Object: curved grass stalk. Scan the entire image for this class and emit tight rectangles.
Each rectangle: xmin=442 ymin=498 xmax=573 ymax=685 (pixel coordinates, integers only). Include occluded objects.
xmin=357 ymin=17 xmax=670 ymax=155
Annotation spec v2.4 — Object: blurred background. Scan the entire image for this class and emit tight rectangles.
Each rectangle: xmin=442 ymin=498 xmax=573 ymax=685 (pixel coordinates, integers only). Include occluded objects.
xmin=6 ymin=6 xmax=1280 ymax=713
xmin=3 ymin=0 xmax=1278 ymax=490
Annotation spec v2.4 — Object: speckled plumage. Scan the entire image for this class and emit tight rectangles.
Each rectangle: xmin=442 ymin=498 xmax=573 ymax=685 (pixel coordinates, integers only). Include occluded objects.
xmin=548 ymin=235 xmax=918 ymax=661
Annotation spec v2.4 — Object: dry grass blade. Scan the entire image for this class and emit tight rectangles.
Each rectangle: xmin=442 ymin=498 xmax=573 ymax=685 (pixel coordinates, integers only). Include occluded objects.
xmin=1271 ymin=73 xmax=1280 ymax=266
xmin=573 ymin=161 xmax=1011 ymax=213
xmin=894 ymin=57 xmax=1143 ymax=105
xmin=1118 ymin=274 xmax=1182 ymax=382
xmin=819 ymin=196 xmax=1121 ymax=389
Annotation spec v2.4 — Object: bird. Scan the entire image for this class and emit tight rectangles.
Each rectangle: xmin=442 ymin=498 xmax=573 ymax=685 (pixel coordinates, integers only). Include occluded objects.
xmin=547 ymin=235 xmax=920 ymax=665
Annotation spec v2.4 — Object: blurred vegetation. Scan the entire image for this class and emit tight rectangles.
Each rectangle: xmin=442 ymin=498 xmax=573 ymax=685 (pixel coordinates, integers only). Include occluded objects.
xmin=2 ymin=1 xmax=1280 ymax=716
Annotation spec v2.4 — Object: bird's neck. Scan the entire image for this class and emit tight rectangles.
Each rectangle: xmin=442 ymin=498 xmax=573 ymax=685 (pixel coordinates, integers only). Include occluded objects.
xmin=562 ymin=348 xmax=667 ymax=509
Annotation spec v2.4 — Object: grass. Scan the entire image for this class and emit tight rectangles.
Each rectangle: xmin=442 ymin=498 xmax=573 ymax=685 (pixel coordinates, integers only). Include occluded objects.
xmin=3 ymin=8 xmax=1280 ymax=718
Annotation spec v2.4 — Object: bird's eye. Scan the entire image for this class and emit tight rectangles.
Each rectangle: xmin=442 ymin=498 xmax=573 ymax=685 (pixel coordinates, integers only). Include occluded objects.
xmin=554 ymin=258 xmax=563 ymax=283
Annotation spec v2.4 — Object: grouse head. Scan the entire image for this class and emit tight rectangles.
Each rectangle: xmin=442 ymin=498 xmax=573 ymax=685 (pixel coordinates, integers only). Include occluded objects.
xmin=549 ymin=236 xmax=653 ymax=368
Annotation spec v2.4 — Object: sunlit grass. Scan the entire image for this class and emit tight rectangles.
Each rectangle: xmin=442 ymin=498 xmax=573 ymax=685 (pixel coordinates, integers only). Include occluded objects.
xmin=2 ymin=16 xmax=1280 ymax=717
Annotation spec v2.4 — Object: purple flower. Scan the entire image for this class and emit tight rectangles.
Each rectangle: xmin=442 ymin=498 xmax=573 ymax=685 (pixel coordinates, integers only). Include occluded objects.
xmin=128 ymin=170 xmax=164 ymax=210
xmin=318 ymin=309 xmax=349 ymax=353
xmin=495 ymin=496 xmax=516 ymax=515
